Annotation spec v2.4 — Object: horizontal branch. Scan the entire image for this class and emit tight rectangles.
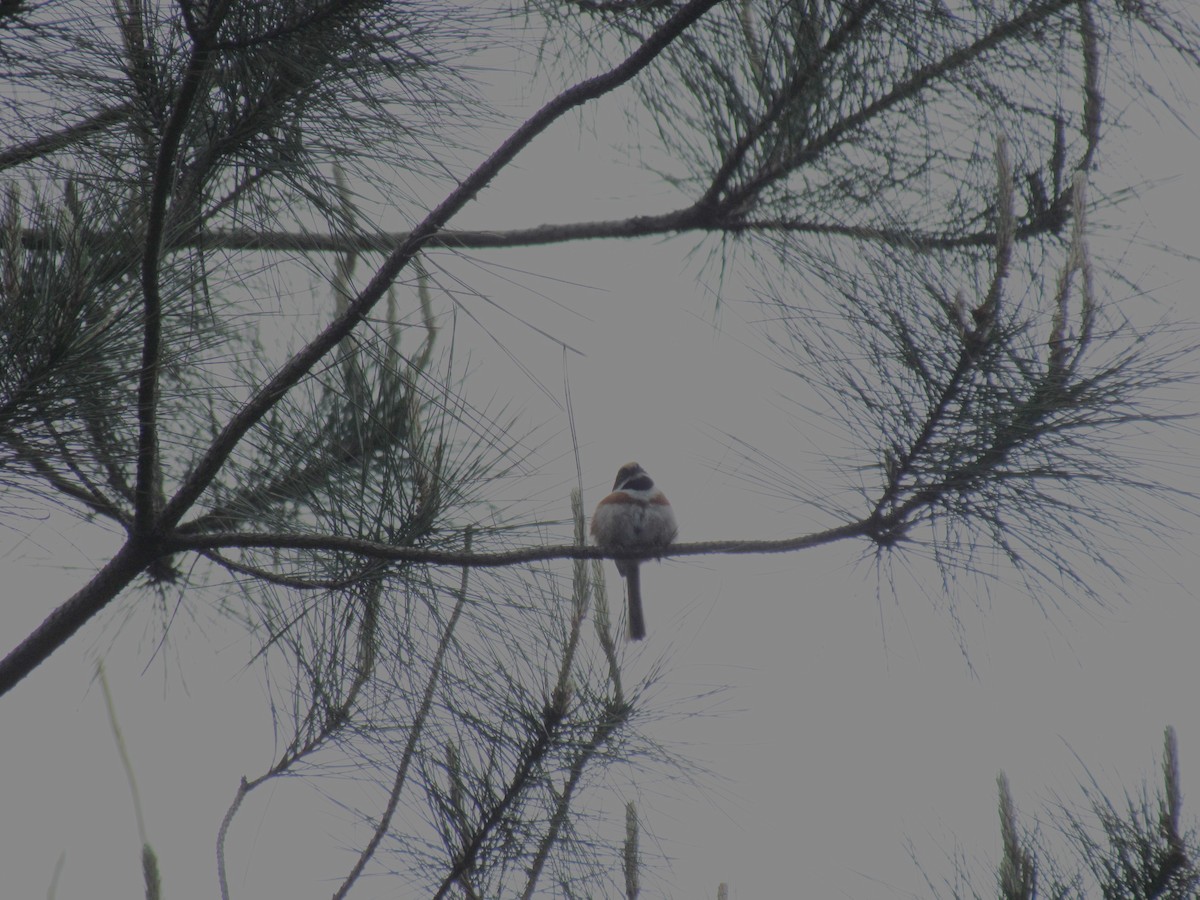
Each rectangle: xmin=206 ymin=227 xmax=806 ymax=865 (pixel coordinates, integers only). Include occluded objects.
xmin=19 ymin=202 xmax=1066 ymax=257
xmin=168 ymin=519 xmax=872 ymax=566
xmin=198 ymin=548 xmax=362 ymax=590
xmin=738 ymin=207 xmax=1069 ymax=250
xmin=18 ymin=208 xmax=710 ymax=255
xmin=190 ymin=208 xmax=708 ymax=251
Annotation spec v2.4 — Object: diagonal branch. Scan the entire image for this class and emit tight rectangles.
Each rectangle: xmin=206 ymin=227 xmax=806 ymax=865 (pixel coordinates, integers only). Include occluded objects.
xmin=0 ymin=105 xmax=133 ymax=172
xmin=0 ymin=427 xmax=129 ymax=525
xmin=0 ymin=539 xmax=158 ymax=696
xmin=729 ymin=0 xmax=1079 ymax=208
xmin=158 ymin=0 xmax=723 ymax=534
xmin=0 ymin=0 xmax=723 ymax=698
xmin=699 ymin=0 xmax=879 ymax=210
xmin=432 ymin=714 xmax=560 ymax=900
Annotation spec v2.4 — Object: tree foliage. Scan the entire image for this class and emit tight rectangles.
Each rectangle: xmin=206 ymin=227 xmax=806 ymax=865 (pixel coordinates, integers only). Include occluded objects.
xmin=921 ymin=728 xmax=1200 ymax=900
xmin=1 ymin=0 xmax=1198 ymax=895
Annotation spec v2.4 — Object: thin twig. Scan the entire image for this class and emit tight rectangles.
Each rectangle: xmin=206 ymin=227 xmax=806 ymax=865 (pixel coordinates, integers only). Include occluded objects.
xmin=734 ymin=0 xmax=1078 ymax=205
xmin=0 ymin=105 xmax=132 ymax=172
xmin=97 ymin=661 xmax=149 ymax=845
xmin=700 ymin=0 xmax=879 ymax=209
xmin=331 ymin=530 xmax=474 ymax=900
xmin=216 ymin=778 xmax=248 ymax=900
xmin=17 ymin=201 xmax=1069 ymax=256
xmin=521 ymin=701 xmax=630 ymax=900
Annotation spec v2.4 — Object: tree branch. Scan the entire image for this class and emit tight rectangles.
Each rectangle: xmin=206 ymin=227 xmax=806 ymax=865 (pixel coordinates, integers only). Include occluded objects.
xmin=134 ymin=0 xmax=235 ymax=535
xmin=699 ymin=0 xmax=879 ymax=210
xmin=157 ymin=0 xmax=722 ymax=535
xmin=0 ymin=0 xmax=723 ymax=698
xmin=0 ymin=104 xmax=132 ymax=172
xmin=0 ymin=539 xmax=156 ymax=696
xmin=168 ymin=520 xmax=871 ymax=567
xmin=0 ymin=427 xmax=129 ymax=525
xmin=13 ymin=196 xmax=1071 ymax=259
xmin=730 ymin=0 xmax=1079 ymax=208
xmin=331 ymin=534 xmax=474 ymax=900
xmin=192 ymin=208 xmax=707 ymax=252
xmin=432 ymin=714 xmax=559 ymax=900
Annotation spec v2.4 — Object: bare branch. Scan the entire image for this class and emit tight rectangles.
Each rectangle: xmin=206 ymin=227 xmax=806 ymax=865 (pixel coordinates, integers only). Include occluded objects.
xmin=216 ymin=778 xmax=248 ymax=900
xmin=170 ymin=520 xmax=871 ymax=568
xmin=0 ymin=540 xmax=155 ymax=696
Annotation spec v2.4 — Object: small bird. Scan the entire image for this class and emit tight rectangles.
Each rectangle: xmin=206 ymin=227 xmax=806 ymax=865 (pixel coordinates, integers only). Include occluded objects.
xmin=590 ymin=462 xmax=677 ymax=640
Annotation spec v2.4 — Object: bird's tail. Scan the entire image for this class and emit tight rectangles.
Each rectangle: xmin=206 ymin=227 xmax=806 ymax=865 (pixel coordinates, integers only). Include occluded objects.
xmin=625 ymin=565 xmax=646 ymax=640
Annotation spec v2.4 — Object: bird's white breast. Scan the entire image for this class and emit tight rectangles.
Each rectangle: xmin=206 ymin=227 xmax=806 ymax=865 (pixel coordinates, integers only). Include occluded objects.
xmin=591 ymin=490 xmax=677 ymax=549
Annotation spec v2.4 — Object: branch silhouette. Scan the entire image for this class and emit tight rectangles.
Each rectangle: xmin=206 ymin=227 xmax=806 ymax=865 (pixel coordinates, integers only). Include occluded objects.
xmin=169 ymin=519 xmax=874 ymax=567
xmin=33 ymin=211 xmax=1054 ymax=254
xmin=12 ymin=0 xmax=1089 ymax=262
xmin=0 ymin=0 xmax=724 ymax=698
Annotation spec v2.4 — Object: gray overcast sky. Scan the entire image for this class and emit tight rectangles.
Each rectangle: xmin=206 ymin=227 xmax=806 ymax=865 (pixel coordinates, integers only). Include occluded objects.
xmin=3 ymin=16 xmax=1200 ymax=900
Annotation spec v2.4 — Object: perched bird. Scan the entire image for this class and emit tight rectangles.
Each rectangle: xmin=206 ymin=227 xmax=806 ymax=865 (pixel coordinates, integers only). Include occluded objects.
xmin=590 ymin=462 xmax=677 ymax=640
